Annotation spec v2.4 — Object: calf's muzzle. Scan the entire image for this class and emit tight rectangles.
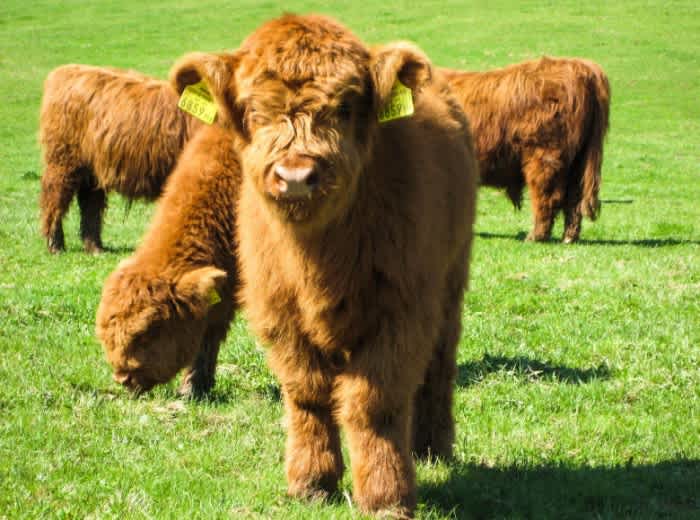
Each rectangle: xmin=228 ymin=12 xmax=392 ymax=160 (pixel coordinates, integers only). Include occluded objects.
xmin=272 ymin=156 xmax=319 ymax=199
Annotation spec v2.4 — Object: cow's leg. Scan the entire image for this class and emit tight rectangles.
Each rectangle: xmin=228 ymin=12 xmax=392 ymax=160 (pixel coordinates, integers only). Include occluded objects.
xmin=413 ymin=333 xmax=456 ymax=459
xmin=338 ymin=375 xmax=416 ymax=517
xmin=337 ymin=324 xmax=435 ymax=518
xmin=178 ymin=328 xmax=223 ymax=399
xmin=269 ymin=344 xmax=343 ymax=500
xmin=77 ymin=174 xmax=106 ymax=254
xmin=40 ymin=163 xmax=83 ymax=253
xmin=562 ymin=171 xmax=583 ymax=243
xmin=284 ymin=393 xmax=344 ymax=500
xmin=413 ymin=247 xmax=469 ymax=459
xmin=563 ymin=204 xmax=582 ymax=243
xmin=522 ymin=150 xmax=566 ymax=242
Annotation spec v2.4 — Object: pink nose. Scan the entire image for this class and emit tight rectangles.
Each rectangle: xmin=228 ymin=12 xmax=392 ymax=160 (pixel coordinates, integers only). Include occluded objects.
xmin=114 ymin=371 xmax=155 ymax=394
xmin=273 ymin=160 xmax=319 ymax=199
xmin=114 ymin=371 xmax=134 ymax=387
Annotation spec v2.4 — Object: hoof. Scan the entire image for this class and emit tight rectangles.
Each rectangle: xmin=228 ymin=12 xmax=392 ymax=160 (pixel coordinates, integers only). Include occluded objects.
xmin=47 ymin=237 xmax=65 ymax=254
xmin=177 ymin=372 xmax=214 ymax=400
xmin=525 ymin=232 xmax=550 ymax=242
xmin=562 ymin=230 xmax=580 ymax=244
xmin=177 ymin=381 xmax=209 ymax=400
xmin=83 ymin=241 xmax=105 ymax=255
xmin=287 ymin=477 xmax=338 ymax=503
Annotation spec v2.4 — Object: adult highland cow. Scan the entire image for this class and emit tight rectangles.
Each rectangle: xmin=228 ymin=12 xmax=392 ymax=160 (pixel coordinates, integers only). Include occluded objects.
xmin=39 ymin=65 xmax=201 ymax=254
xmin=96 ymin=125 xmax=239 ymax=398
xmin=443 ymin=57 xmax=610 ymax=242
xmin=170 ymin=14 xmax=478 ymax=517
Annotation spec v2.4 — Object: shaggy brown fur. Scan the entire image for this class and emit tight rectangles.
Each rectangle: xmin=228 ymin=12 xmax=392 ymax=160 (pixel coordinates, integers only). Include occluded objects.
xmin=39 ymin=64 xmax=201 ymax=254
xmin=443 ymin=56 xmax=610 ymax=242
xmin=96 ymin=125 xmax=239 ymax=397
xmin=171 ymin=14 xmax=478 ymax=517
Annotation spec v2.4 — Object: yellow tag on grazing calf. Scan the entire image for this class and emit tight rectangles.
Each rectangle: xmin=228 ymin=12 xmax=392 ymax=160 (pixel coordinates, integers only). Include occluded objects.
xmin=178 ymin=81 xmax=218 ymax=124
xmin=207 ymin=287 xmax=222 ymax=306
xmin=378 ymin=80 xmax=414 ymax=123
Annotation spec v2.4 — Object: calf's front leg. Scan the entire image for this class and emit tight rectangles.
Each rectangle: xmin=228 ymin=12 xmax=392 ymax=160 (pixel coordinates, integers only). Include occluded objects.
xmin=270 ymin=343 xmax=344 ymax=500
xmin=342 ymin=392 xmax=416 ymax=518
xmin=178 ymin=328 xmax=224 ymax=398
xmin=284 ymin=393 xmax=344 ymax=500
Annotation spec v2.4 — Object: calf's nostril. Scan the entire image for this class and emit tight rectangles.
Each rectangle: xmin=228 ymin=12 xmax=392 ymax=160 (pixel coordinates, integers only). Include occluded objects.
xmin=274 ymin=172 xmax=289 ymax=193
xmin=305 ymin=172 xmax=319 ymax=189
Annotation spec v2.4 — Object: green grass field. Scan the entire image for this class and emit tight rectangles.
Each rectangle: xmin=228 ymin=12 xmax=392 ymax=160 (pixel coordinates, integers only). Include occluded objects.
xmin=1 ymin=1 xmax=699 ymax=518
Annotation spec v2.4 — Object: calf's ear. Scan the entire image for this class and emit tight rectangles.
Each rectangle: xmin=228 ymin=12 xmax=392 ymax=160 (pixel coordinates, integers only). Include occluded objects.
xmin=175 ymin=266 xmax=228 ymax=318
xmin=169 ymin=51 xmax=241 ymax=125
xmin=369 ymin=42 xmax=433 ymax=110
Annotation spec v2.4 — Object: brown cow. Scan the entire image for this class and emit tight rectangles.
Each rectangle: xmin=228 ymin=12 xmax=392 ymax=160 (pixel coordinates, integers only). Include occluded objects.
xmin=96 ymin=124 xmax=239 ymax=398
xmin=170 ymin=14 xmax=478 ymax=517
xmin=39 ymin=65 xmax=201 ymax=254
xmin=443 ymin=56 xmax=610 ymax=242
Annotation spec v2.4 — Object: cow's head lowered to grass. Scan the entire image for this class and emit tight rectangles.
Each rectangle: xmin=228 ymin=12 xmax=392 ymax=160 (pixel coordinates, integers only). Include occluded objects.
xmin=170 ymin=14 xmax=432 ymax=231
xmin=96 ymin=260 xmax=227 ymax=394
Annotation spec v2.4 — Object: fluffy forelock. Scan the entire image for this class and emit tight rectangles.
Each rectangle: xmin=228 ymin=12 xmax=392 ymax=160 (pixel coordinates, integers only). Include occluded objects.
xmin=238 ymin=14 xmax=370 ymax=88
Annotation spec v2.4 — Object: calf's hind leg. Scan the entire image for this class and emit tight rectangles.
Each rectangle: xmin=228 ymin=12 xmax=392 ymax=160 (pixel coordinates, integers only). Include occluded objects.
xmin=562 ymin=168 xmax=583 ymax=243
xmin=77 ymin=174 xmax=107 ymax=254
xmin=563 ymin=204 xmax=582 ymax=244
xmin=413 ymin=253 xmax=469 ymax=459
xmin=522 ymin=150 xmax=566 ymax=242
xmin=39 ymin=163 xmax=83 ymax=253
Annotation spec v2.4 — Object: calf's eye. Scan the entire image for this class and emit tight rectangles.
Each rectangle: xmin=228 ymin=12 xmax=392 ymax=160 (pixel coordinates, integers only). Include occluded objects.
xmin=244 ymin=107 xmax=270 ymax=132
xmin=337 ymin=101 xmax=352 ymax=121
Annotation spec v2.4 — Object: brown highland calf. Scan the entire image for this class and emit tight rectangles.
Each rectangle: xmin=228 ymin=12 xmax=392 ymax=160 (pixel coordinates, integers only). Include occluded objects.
xmin=96 ymin=125 xmax=239 ymax=398
xmin=170 ymin=14 xmax=478 ymax=517
xmin=443 ymin=56 xmax=610 ymax=242
xmin=39 ymin=64 xmax=201 ymax=254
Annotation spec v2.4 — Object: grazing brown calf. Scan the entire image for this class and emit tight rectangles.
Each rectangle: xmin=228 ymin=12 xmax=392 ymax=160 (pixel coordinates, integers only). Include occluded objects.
xmin=96 ymin=125 xmax=239 ymax=398
xmin=39 ymin=64 xmax=201 ymax=253
xmin=443 ymin=56 xmax=610 ymax=242
xmin=171 ymin=14 xmax=478 ymax=517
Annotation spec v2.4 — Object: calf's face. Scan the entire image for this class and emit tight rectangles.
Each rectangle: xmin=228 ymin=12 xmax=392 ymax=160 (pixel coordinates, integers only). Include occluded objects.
xmin=170 ymin=15 xmax=432 ymax=231
xmin=96 ymin=262 xmax=226 ymax=393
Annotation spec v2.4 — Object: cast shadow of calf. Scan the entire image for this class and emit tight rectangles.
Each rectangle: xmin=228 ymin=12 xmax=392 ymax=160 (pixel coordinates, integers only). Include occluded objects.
xmin=425 ymin=357 xmax=697 ymax=517
xmin=456 ymin=354 xmax=611 ymax=387
xmin=419 ymin=459 xmax=700 ymax=518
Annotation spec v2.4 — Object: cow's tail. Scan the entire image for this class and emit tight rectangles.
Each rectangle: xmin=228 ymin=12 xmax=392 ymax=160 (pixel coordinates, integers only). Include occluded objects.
xmin=577 ymin=63 xmax=611 ymax=220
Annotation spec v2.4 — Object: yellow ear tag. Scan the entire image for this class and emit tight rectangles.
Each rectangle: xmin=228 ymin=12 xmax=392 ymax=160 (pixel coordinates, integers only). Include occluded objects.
xmin=207 ymin=287 xmax=222 ymax=306
xmin=178 ymin=81 xmax=218 ymax=124
xmin=378 ymin=80 xmax=414 ymax=123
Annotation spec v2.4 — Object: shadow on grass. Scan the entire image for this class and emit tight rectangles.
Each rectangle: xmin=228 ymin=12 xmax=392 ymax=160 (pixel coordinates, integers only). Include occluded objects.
xmin=475 ymin=232 xmax=699 ymax=247
xmin=419 ymin=459 xmax=700 ymax=518
xmin=576 ymin=237 xmax=700 ymax=247
xmin=457 ymin=354 xmax=611 ymax=387
xmin=47 ymin=244 xmax=136 ymax=255
xmin=600 ymin=198 xmax=634 ymax=204
xmin=100 ymin=244 xmax=136 ymax=254
xmin=203 ymin=382 xmax=282 ymax=405
xmin=476 ymin=231 xmax=530 ymax=242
